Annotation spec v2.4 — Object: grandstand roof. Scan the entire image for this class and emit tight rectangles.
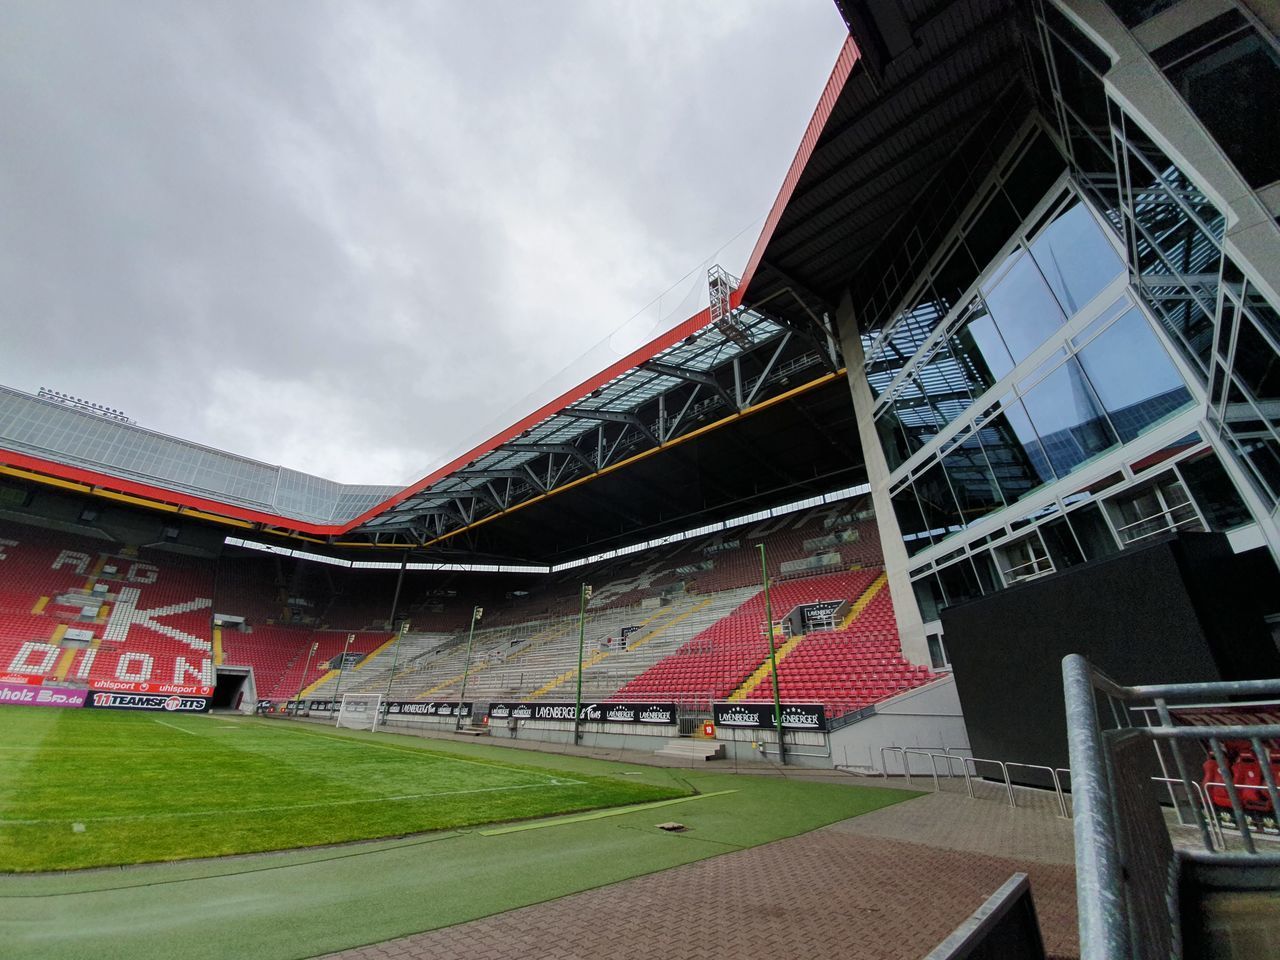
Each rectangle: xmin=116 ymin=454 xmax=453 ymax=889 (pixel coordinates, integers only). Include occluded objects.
xmin=1 ymin=3 xmax=1033 ymax=564
xmin=0 ymin=24 xmax=877 ymax=563
xmin=739 ymin=0 xmax=1028 ymax=329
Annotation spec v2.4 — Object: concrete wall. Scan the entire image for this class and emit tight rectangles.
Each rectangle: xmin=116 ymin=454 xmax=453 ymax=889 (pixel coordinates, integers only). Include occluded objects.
xmin=828 ymin=677 xmax=970 ymax=774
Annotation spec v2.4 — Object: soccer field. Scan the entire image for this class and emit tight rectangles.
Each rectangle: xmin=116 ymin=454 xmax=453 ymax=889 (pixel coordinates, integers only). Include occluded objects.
xmin=0 ymin=706 xmax=688 ymax=872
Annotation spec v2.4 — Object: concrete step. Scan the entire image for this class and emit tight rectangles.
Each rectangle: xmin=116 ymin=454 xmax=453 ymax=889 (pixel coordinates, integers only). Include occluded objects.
xmin=455 ymin=726 xmax=489 ymax=737
xmin=654 ymin=738 xmax=724 ymax=761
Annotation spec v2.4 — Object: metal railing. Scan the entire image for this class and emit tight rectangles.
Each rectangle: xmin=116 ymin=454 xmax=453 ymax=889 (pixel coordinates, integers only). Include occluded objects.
xmin=1062 ymin=653 xmax=1280 ymax=960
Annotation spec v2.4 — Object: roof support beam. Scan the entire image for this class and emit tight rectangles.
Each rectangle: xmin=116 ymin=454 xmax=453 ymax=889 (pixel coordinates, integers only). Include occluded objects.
xmin=562 ymin=408 xmax=658 ymax=447
xmin=640 ymin=360 xmax=737 ymax=412
xmin=502 ymin=442 xmax=596 ymax=471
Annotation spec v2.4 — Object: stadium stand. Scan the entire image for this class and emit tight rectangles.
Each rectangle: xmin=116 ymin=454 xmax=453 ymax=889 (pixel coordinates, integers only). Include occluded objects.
xmin=0 ymin=496 xmax=917 ymax=718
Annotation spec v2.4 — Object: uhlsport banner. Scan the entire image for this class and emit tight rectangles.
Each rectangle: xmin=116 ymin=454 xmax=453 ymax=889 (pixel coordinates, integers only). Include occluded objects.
xmin=0 ymin=681 xmax=87 ymax=709
xmin=488 ymin=701 xmax=677 ymax=725
xmin=713 ymin=702 xmax=827 ymax=731
xmin=86 ymin=691 xmax=210 ymax=712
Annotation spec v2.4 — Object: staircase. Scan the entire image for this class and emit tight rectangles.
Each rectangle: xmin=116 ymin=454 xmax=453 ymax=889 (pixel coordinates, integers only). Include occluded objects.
xmin=654 ymin=738 xmax=724 ymax=762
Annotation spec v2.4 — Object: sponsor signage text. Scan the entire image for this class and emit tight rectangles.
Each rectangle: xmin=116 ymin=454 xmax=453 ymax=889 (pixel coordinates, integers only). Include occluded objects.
xmin=712 ymin=702 xmax=827 ymax=731
xmin=0 ymin=681 xmax=87 ymax=709
xmin=87 ymin=691 xmax=210 ymax=712
xmin=487 ymin=701 xmax=676 ymax=725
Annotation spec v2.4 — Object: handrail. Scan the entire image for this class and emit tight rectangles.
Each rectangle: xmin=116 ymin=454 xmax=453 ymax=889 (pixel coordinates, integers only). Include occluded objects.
xmin=1006 ymin=761 xmax=1069 ymax=818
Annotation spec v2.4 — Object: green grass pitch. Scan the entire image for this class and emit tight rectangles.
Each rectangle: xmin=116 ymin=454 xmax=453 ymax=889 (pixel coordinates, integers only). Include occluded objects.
xmin=0 ymin=706 xmax=688 ymax=872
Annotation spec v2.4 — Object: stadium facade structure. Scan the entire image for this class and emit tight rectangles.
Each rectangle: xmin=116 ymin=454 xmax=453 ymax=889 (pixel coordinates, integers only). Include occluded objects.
xmin=2 ymin=1 xmax=1279 ymax=681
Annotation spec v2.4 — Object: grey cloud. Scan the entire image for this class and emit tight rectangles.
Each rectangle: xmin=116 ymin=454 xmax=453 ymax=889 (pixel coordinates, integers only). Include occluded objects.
xmin=0 ymin=0 xmax=845 ymax=484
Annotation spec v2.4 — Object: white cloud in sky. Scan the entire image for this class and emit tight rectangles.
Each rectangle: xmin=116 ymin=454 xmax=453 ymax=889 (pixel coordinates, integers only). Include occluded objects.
xmin=0 ymin=0 xmax=847 ymax=484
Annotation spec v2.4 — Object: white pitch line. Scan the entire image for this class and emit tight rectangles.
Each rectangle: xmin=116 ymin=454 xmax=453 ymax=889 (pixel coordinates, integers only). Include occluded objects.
xmin=152 ymin=718 xmax=202 ymax=736
xmin=0 ymin=780 xmax=577 ymax=826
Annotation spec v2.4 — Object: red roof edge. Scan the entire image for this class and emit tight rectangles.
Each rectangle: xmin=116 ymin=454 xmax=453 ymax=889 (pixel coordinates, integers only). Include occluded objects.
xmin=737 ymin=34 xmax=859 ymax=295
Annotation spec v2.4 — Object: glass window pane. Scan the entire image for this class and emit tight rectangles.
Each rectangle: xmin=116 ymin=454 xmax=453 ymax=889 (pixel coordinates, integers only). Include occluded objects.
xmin=1076 ymin=307 xmax=1193 ymax=441
xmin=912 ymin=573 xmax=945 ymax=622
xmin=1019 ymin=358 xmax=1119 ymax=476
xmin=1162 ymin=22 xmax=1280 ymax=189
xmin=1176 ymin=448 xmax=1252 ymax=529
xmin=1041 ymin=516 xmax=1085 ymax=569
xmin=978 ymin=400 xmax=1057 ymax=504
xmin=875 ymin=409 xmax=913 ymax=473
xmin=937 ymin=558 xmax=982 ymax=608
xmin=982 ymin=251 xmax=1067 ymax=364
xmin=941 ymin=433 xmax=1005 ymax=526
xmin=893 ymin=485 xmax=934 ymax=557
xmin=1231 ymin=313 xmax=1280 ymax=410
xmin=950 ymin=301 xmax=1016 ymax=391
xmin=913 ymin=461 xmax=964 ymax=543
xmin=971 ymin=549 xmax=1001 ymax=594
xmin=1066 ymin=503 xmax=1120 ymax=561
xmin=1029 ymin=201 xmax=1124 ymax=316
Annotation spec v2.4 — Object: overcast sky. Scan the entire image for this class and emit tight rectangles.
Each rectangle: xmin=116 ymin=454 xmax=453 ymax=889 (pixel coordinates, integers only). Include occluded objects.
xmin=1 ymin=1 xmax=846 ymax=486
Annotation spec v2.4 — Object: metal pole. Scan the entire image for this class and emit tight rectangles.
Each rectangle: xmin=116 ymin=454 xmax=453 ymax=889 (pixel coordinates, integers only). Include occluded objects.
xmin=455 ymin=606 xmax=481 ymax=730
xmin=294 ymin=641 xmax=317 ymax=716
xmin=574 ymin=584 xmax=591 ymax=744
xmin=332 ymin=633 xmax=354 ymax=711
xmin=383 ymin=619 xmax=410 ymax=722
xmin=759 ymin=543 xmax=785 ymax=765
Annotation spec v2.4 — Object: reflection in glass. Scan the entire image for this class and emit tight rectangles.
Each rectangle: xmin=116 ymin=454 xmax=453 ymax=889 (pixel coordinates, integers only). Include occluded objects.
xmin=1066 ymin=503 xmax=1120 ymax=561
xmin=875 ymin=408 xmax=913 ymax=473
xmin=1019 ymin=359 xmax=1119 ymax=476
xmin=892 ymin=485 xmax=934 ymax=557
xmin=1176 ymin=448 xmax=1251 ymax=529
xmin=982 ymin=251 xmax=1066 ymax=364
xmin=978 ymin=400 xmax=1056 ymax=505
xmin=1076 ymin=308 xmax=1192 ymax=441
xmin=1029 ymin=202 xmax=1123 ymax=315
xmin=1041 ymin=516 xmax=1085 ymax=569
xmin=937 ymin=558 xmax=982 ymax=607
xmin=913 ymin=573 xmax=945 ymax=622
xmin=950 ymin=302 xmax=1015 ymax=392
xmin=913 ymin=461 xmax=963 ymax=543
xmin=941 ymin=432 xmax=1005 ymax=524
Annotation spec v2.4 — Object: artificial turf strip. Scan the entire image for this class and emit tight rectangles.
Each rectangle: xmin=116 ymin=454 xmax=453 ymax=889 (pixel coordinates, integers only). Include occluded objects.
xmin=0 ymin=707 xmax=688 ymax=872
xmin=0 ymin=729 xmax=920 ymax=960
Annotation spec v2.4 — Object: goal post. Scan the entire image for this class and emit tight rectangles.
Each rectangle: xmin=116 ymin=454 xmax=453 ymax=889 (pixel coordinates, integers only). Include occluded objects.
xmin=336 ymin=693 xmax=383 ymax=731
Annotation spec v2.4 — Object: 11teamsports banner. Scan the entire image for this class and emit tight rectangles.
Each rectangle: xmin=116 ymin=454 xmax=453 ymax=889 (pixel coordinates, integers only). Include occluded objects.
xmin=713 ymin=702 xmax=827 ymax=731
xmin=86 ymin=691 xmax=210 ymax=712
xmin=488 ymin=701 xmax=677 ymax=725
xmin=0 ymin=681 xmax=87 ymax=709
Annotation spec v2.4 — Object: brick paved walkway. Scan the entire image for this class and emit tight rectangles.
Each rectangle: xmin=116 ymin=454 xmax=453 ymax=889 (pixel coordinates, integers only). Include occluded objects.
xmin=318 ymin=793 xmax=1079 ymax=960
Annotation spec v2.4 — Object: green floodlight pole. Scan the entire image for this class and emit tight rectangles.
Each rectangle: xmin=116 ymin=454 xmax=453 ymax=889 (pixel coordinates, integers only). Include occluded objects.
xmin=455 ymin=606 xmax=482 ymax=730
xmin=383 ymin=619 xmax=410 ymax=725
xmin=294 ymin=640 xmax=318 ymax=716
xmin=759 ymin=543 xmax=786 ymax=766
xmin=332 ymin=633 xmax=354 ymax=713
xmin=574 ymin=583 xmax=592 ymax=744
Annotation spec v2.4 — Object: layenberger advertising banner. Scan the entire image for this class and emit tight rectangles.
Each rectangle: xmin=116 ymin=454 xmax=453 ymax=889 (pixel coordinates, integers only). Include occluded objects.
xmin=713 ymin=702 xmax=827 ymax=731
xmin=0 ymin=681 xmax=87 ymax=709
xmin=488 ymin=701 xmax=676 ymax=724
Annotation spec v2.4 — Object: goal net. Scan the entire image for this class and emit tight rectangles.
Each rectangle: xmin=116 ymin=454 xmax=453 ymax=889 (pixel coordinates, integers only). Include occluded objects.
xmin=336 ymin=693 xmax=383 ymax=731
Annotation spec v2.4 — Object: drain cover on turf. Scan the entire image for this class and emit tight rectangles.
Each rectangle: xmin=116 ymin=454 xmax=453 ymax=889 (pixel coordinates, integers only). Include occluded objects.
xmin=656 ymin=822 xmax=685 ymax=832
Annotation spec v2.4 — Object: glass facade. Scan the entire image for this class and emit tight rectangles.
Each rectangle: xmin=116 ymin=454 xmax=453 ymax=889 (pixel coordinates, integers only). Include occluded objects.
xmin=866 ymin=2 xmax=1280 ymax=624
xmin=872 ymin=179 xmax=1195 ymax=558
